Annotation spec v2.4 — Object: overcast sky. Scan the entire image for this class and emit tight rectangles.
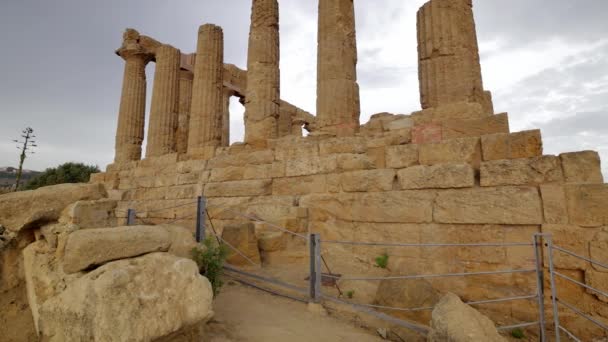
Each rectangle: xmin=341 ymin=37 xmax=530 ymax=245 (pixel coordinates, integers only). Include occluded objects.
xmin=0 ymin=0 xmax=606 ymax=176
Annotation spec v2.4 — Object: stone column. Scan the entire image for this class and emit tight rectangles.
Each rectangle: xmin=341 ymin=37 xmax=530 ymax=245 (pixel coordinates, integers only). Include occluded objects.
xmin=316 ymin=0 xmax=361 ymax=137
xmin=114 ymin=29 xmax=151 ymax=163
xmin=221 ymin=89 xmax=233 ymax=147
xmin=176 ymin=69 xmax=193 ymax=154
xmin=146 ymin=45 xmax=181 ymax=158
xmin=187 ymin=24 xmax=224 ymax=159
xmin=244 ymin=0 xmax=280 ymax=145
xmin=417 ymin=0 xmax=493 ymax=114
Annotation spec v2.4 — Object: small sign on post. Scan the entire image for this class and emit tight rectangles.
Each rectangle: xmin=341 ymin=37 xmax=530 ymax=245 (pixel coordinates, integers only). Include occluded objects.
xmin=195 ymin=196 xmax=206 ymax=242
xmin=309 ymin=233 xmax=321 ymax=303
xmin=127 ymin=209 xmax=136 ymax=226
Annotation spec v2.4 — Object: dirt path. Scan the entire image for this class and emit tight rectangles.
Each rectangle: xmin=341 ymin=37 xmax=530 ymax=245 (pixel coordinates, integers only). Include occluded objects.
xmin=206 ymin=281 xmax=383 ymax=342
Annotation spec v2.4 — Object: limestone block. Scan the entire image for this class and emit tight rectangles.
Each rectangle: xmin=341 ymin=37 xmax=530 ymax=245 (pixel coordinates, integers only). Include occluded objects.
xmin=434 ymin=187 xmax=543 ymax=224
xmin=0 ymin=183 xmax=107 ymax=233
xmin=412 ymin=102 xmax=487 ymax=124
xmin=59 ymin=199 xmax=117 ymax=229
xmin=339 ymin=169 xmax=395 ymax=192
xmin=258 ymin=231 xmax=286 ymax=252
xmin=164 ymin=224 xmax=198 ymax=260
xmin=428 ymin=293 xmax=507 ymax=342
xmin=285 ymin=155 xmax=338 ymax=177
xmin=221 ymin=223 xmax=261 ymax=266
xmin=319 ymin=137 xmax=366 ymax=155
xmin=274 ymin=140 xmax=319 ymax=161
xmin=385 ymin=144 xmax=419 ymax=169
xmin=565 ymin=184 xmax=608 ymax=227
xmin=154 ymin=174 xmax=178 ymax=187
xmin=560 ymin=151 xmax=604 ymax=184
xmin=481 ymin=130 xmax=542 ymax=161
xmin=367 ymin=146 xmax=386 ymax=168
xmin=540 ymin=184 xmax=568 ymax=224
xmin=589 ymin=231 xmax=608 ymax=273
xmin=164 ymin=184 xmax=201 ymax=200
xmin=374 ymin=278 xmax=440 ymax=324
xmin=40 ymin=253 xmax=213 ymax=341
xmin=62 ymin=226 xmax=171 ymax=273
xmin=419 ymin=137 xmax=481 ymax=167
xmin=412 ymin=123 xmax=442 ymax=144
xmin=585 ymin=270 xmax=608 ymax=302
xmin=398 ymin=164 xmax=475 ymax=190
xmin=480 ymin=156 xmax=564 ymax=186
xmin=542 ymin=224 xmax=597 ymax=270
xmin=207 ymin=150 xmax=274 ymax=168
xmin=176 ymin=160 xmax=207 ymax=174
xmin=337 ymin=153 xmax=374 ymax=171
xmin=272 ymin=175 xmax=327 ymax=195
xmin=300 ymin=191 xmax=435 ymax=223
xmin=385 ymin=117 xmax=414 ymax=131
xmin=204 ymin=180 xmax=272 ymax=197
xmin=209 ymin=164 xmax=272 ymax=182
xmin=442 ymin=113 xmax=510 ymax=140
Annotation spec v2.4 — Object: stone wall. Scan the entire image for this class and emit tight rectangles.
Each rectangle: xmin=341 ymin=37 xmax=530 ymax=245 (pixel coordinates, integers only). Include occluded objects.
xmin=92 ymin=110 xmax=608 ymax=340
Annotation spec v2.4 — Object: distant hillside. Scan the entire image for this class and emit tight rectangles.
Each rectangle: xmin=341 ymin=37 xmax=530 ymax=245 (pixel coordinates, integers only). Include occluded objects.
xmin=0 ymin=167 xmax=41 ymax=187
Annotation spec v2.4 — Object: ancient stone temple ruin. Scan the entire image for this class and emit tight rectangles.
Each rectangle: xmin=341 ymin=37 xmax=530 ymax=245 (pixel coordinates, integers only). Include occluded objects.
xmin=2 ymin=0 xmax=606 ymax=340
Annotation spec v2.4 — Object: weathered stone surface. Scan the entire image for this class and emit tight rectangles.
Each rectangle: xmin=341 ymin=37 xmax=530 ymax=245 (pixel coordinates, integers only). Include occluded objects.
xmin=428 ymin=293 xmax=506 ymax=342
xmin=319 ymin=137 xmax=366 ymax=155
xmin=164 ymin=224 xmax=199 ymax=260
xmin=272 ymin=175 xmax=327 ymax=195
xmin=300 ymin=191 xmax=435 ymax=223
xmin=204 ymin=179 xmax=272 ymax=197
xmin=441 ymin=113 xmax=509 ymax=140
xmin=386 ymin=145 xmax=419 ymax=169
xmin=209 ymin=164 xmax=272 ymax=182
xmin=62 ymin=225 xmax=171 ymax=273
xmin=589 ymin=230 xmax=608 ymax=273
xmin=419 ymin=137 xmax=481 ymax=166
xmin=374 ymin=278 xmax=440 ymax=324
xmin=565 ymin=184 xmax=608 ymax=227
xmin=221 ymin=222 xmax=261 ymax=266
xmin=540 ymin=185 xmax=568 ymax=224
xmin=208 ymin=150 xmax=274 ymax=168
xmin=316 ymin=0 xmax=360 ymax=136
xmin=176 ymin=70 xmax=193 ymax=154
xmin=258 ymin=231 xmax=286 ymax=252
xmin=398 ymin=164 xmax=475 ymax=190
xmin=481 ymin=130 xmax=542 ymax=161
xmin=412 ymin=102 xmax=487 ymax=124
xmin=434 ymin=187 xmax=543 ymax=224
xmin=285 ymin=155 xmax=338 ymax=177
xmin=412 ymin=123 xmax=442 ymax=144
xmin=39 ymin=253 xmax=213 ymax=341
xmin=337 ymin=153 xmax=374 ymax=171
xmin=0 ymin=183 xmax=107 ymax=232
xmin=480 ymin=156 xmax=563 ymax=186
xmin=541 ymin=224 xmax=597 ymax=270
xmin=560 ymin=151 xmax=604 ymax=184
xmin=585 ymin=269 xmax=608 ymax=302
xmin=339 ymin=169 xmax=395 ymax=192
xmin=59 ymin=199 xmax=117 ymax=229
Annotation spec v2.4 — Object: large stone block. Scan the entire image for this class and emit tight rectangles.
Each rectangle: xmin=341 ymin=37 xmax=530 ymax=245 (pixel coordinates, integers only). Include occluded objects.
xmin=565 ymin=184 xmax=608 ymax=227
xmin=59 ymin=199 xmax=117 ymax=229
xmin=339 ymin=169 xmax=395 ymax=192
xmin=540 ymin=184 xmax=568 ymax=224
xmin=62 ymin=226 xmax=171 ymax=273
xmin=434 ymin=187 xmax=543 ymax=224
xmin=412 ymin=123 xmax=442 ymax=144
xmin=319 ymin=137 xmax=366 ymax=155
xmin=221 ymin=222 xmax=261 ymax=266
xmin=385 ymin=144 xmax=419 ymax=169
xmin=207 ymin=150 xmax=274 ymax=168
xmin=481 ymin=130 xmax=542 ymax=161
xmin=419 ymin=137 xmax=481 ymax=167
xmin=336 ymin=153 xmax=374 ymax=171
xmin=285 ymin=155 xmax=338 ymax=177
xmin=204 ymin=179 xmax=272 ymax=197
xmin=398 ymin=164 xmax=475 ymax=190
xmin=300 ymin=191 xmax=435 ymax=223
xmin=441 ymin=113 xmax=510 ymax=140
xmin=272 ymin=175 xmax=327 ymax=195
xmin=480 ymin=156 xmax=563 ymax=186
xmin=541 ymin=224 xmax=598 ymax=270
xmin=560 ymin=151 xmax=604 ymax=184
xmin=209 ymin=164 xmax=272 ymax=182
xmin=589 ymin=230 xmax=608 ymax=273
xmin=411 ymin=102 xmax=487 ymax=124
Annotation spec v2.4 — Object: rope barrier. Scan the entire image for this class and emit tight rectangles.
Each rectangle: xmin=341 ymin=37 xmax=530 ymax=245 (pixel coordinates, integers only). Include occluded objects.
xmin=326 ymin=269 xmax=536 ymax=281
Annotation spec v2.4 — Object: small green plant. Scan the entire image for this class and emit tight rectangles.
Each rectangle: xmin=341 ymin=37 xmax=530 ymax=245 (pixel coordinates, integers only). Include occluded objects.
xmin=510 ymin=328 xmax=525 ymax=339
xmin=375 ymin=252 xmax=389 ymax=269
xmin=192 ymin=237 xmax=229 ymax=296
xmin=346 ymin=290 xmax=355 ymax=299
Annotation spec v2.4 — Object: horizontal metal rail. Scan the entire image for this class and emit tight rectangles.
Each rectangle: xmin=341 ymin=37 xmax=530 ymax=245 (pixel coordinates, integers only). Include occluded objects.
xmin=224 ymin=265 xmax=308 ymax=295
xmin=554 ymin=271 xmax=608 ymax=298
xmin=145 ymin=200 xmax=197 ymax=214
xmin=558 ymin=326 xmax=582 ymax=342
xmin=496 ymin=321 xmax=540 ymax=331
xmin=221 ymin=208 xmax=307 ymax=239
xmin=552 ymin=245 xmax=608 ymax=270
xmin=320 ymin=240 xmax=533 ymax=247
xmin=224 ymin=274 xmax=309 ymax=303
xmin=557 ymin=298 xmax=608 ymax=331
xmin=321 ymin=294 xmax=430 ymax=336
xmin=326 ymin=269 xmax=535 ymax=281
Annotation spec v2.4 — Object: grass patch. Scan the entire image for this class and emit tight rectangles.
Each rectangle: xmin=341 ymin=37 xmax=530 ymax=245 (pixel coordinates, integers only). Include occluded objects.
xmin=192 ymin=237 xmax=229 ymax=296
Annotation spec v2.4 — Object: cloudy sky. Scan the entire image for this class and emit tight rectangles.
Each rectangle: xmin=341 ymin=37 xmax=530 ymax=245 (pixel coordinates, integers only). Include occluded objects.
xmin=0 ymin=0 xmax=606 ymax=176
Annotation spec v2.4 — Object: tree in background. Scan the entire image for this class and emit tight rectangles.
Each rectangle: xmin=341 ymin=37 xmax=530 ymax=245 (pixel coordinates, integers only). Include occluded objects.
xmin=12 ymin=127 xmax=37 ymax=191
xmin=24 ymin=162 xmax=100 ymax=190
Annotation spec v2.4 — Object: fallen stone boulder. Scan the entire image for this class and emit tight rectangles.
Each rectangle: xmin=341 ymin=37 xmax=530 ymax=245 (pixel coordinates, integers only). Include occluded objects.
xmin=428 ymin=293 xmax=506 ymax=342
xmin=0 ymin=183 xmax=107 ymax=233
xmin=374 ymin=278 xmax=440 ymax=324
xmin=39 ymin=253 xmax=214 ymax=341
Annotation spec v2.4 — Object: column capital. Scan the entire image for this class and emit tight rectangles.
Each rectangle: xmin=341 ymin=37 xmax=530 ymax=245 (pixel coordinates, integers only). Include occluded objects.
xmin=116 ymin=46 xmax=153 ymax=63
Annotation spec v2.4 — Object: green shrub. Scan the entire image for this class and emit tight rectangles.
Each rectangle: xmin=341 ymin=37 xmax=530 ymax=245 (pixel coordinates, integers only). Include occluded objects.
xmin=375 ymin=252 xmax=389 ymax=269
xmin=24 ymin=162 xmax=99 ymax=190
xmin=346 ymin=290 xmax=355 ymax=299
xmin=192 ymin=237 xmax=229 ymax=296
xmin=510 ymin=328 xmax=525 ymax=339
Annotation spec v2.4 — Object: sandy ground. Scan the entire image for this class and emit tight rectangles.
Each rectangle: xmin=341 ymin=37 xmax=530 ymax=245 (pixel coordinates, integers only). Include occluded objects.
xmin=205 ymin=281 xmax=383 ymax=342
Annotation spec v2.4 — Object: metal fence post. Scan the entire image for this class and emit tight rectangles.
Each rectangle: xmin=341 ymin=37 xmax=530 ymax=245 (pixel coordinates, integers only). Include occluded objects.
xmin=309 ymin=233 xmax=321 ymax=303
xmin=533 ymin=234 xmax=547 ymax=342
xmin=195 ymin=196 xmax=206 ymax=243
xmin=546 ymin=234 xmax=561 ymax=342
xmin=127 ymin=209 xmax=136 ymax=226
